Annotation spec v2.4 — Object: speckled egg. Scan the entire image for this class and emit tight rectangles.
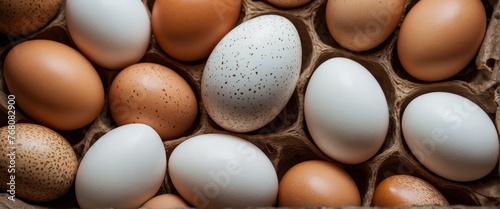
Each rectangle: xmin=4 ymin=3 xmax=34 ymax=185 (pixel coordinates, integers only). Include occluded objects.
xmin=201 ymin=14 xmax=302 ymax=133
xmin=267 ymin=0 xmax=311 ymax=8
xmin=0 ymin=0 xmax=62 ymax=35
xmin=372 ymin=175 xmax=449 ymax=207
xmin=0 ymin=123 xmax=78 ymax=202
xmin=109 ymin=63 xmax=198 ymax=140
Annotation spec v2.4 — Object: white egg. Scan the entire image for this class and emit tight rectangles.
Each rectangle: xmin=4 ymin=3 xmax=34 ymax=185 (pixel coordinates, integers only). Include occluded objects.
xmin=402 ymin=92 xmax=499 ymax=182
xmin=168 ymin=133 xmax=278 ymax=209
xmin=304 ymin=57 xmax=389 ymax=164
xmin=202 ymin=14 xmax=302 ymax=133
xmin=66 ymin=0 xmax=150 ymax=70
xmin=75 ymin=124 xmax=166 ymax=209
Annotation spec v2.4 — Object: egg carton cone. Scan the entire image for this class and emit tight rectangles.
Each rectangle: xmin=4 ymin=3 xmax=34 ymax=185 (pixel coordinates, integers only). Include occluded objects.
xmin=0 ymin=0 xmax=499 ymax=208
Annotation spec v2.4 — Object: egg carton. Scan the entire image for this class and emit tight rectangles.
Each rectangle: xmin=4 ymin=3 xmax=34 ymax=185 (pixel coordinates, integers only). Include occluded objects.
xmin=0 ymin=0 xmax=499 ymax=208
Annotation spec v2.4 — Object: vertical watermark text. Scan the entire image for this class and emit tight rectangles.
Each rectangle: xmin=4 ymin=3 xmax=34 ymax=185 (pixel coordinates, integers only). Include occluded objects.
xmin=6 ymin=94 xmax=16 ymax=201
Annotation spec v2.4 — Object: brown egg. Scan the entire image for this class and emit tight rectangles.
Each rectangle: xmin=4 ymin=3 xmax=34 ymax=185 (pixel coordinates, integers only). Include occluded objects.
xmin=151 ymin=0 xmax=241 ymax=62
xmin=278 ymin=160 xmax=361 ymax=207
xmin=0 ymin=123 xmax=78 ymax=202
xmin=0 ymin=0 xmax=61 ymax=35
xmin=141 ymin=194 xmax=190 ymax=209
xmin=397 ymin=0 xmax=486 ymax=82
xmin=267 ymin=0 xmax=311 ymax=8
xmin=325 ymin=0 xmax=404 ymax=51
xmin=3 ymin=39 xmax=105 ymax=130
xmin=372 ymin=175 xmax=449 ymax=207
xmin=109 ymin=63 xmax=198 ymax=140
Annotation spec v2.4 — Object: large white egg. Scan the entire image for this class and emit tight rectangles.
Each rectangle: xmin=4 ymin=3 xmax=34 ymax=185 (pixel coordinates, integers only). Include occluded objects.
xmin=75 ymin=124 xmax=166 ymax=209
xmin=202 ymin=14 xmax=302 ymax=133
xmin=169 ymin=133 xmax=278 ymax=209
xmin=402 ymin=92 xmax=499 ymax=182
xmin=304 ymin=57 xmax=389 ymax=164
xmin=66 ymin=0 xmax=150 ymax=70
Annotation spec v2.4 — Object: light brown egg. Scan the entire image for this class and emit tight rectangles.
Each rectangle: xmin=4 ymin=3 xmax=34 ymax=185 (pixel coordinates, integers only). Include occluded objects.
xmin=141 ymin=194 xmax=190 ymax=209
xmin=0 ymin=0 xmax=61 ymax=35
xmin=325 ymin=0 xmax=404 ymax=51
xmin=3 ymin=39 xmax=105 ymax=130
xmin=151 ymin=0 xmax=242 ymax=62
xmin=267 ymin=0 xmax=311 ymax=8
xmin=109 ymin=63 xmax=198 ymax=141
xmin=0 ymin=123 xmax=78 ymax=202
xmin=372 ymin=175 xmax=449 ymax=207
xmin=397 ymin=0 xmax=486 ymax=82
xmin=278 ymin=160 xmax=361 ymax=207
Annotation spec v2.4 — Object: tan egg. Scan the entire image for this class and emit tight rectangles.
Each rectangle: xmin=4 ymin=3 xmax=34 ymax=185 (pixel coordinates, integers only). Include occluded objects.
xmin=109 ymin=63 xmax=198 ymax=141
xmin=267 ymin=0 xmax=311 ymax=8
xmin=0 ymin=0 xmax=61 ymax=35
xmin=372 ymin=175 xmax=449 ymax=207
xmin=151 ymin=0 xmax=241 ymax=62
xmin=3 ymin=39 xmax=105 ymax=130
xmin=141 ymin=194 xmax=190 ymax=209
xmin=397 ymin=0 xmax=486 ymax=82
xmin=278 ymin=160 xmax=361 ymax=207
xmin=325 ymin=0 xmax=404 ymax=51
xmin=0 ymin=123 xmax=78 ymax=202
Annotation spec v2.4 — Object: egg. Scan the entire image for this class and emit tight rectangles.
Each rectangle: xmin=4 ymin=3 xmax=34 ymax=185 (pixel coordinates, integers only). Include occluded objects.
xmin=402 ymin=92 xmax=499 ymax=182
xmin=397 ymin=0 xmax=487 ymax=82
xmin=75 ymin=124 xmax=166 ymax=209
xmin=168 ymin=133 xmax=278 ymax=209
xmin=267 ymin=0 xmax=311 ymax=8
xmin=0 ymin=0 xmax=61 ymax=35
xmin=151 ymin=0 xmax=241 ymax=62
xmin=0 ymin=123 xmax=78 ymax=202
xmin=278 ymin=160 xmax=361 ymax=207
xmin=325 ymin=0 xmax=404 ymax=51
xmin=141 ymin=194 xmax=190 ymax=209
xmin=304 ymin=57 xmax=389 ymax=164
xmin=3 ymin=39 xmax=104 ymax=130
xmin=372 ymin=175 xmax=449 ymax=207
xmin=202 ymin=14 xmax=302 ymax=133
xmin=108 ymin=63 xmax=198 ymax=141
xmin=66 ymin=0 xmax=151 ymax=70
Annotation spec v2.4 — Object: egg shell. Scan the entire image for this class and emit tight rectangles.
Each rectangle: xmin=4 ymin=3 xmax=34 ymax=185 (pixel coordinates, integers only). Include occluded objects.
xmin=151 ymin=0 xmax=241 ymax=62
xmin=267 ymin=0 xmax=311 ymax=8
xmin=202 ymin=14 xmax=302 ymax=133
xmin=402 ymin=92 xmax=499 ymax=182
xmin=75 ymin=123 xmax=167 ymax=209
xmin=168 ymin=133 xmax=278 ymax=209
xmin=277 ymin=160 xmax=361 ymax=207
xmin=304 ymin=57 xmax=389 ymax=164
xmin=397 ymin=0 xmax=487 ymax=82
xmin=3 ymin=39 xmax=104 ymax=130
xmin=372 ymin=175 xmax=449 ymax=207
xmin=108 ymin=63 xmax=198 ymax=141
xmin=325 ymin=0 xmax=404 ymax=51
xmin=141 ymin=194 xmax=190 ymax=209
xmin=66 ymin=0 xmax=151 ymax=70
xmin=0 ymin=0 xmax=61 ymax=35
xmin=0 ymin=123 xmax=78 ymax=202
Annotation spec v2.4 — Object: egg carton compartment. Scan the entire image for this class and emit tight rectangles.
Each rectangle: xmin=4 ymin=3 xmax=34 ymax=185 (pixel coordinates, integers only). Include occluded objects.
xmin=0 ymin=0 xmax=499 ymax=208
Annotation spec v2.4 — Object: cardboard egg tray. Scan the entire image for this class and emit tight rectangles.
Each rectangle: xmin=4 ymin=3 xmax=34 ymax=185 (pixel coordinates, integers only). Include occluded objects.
xmin=0 ymin=0 xmax=499 ymax=208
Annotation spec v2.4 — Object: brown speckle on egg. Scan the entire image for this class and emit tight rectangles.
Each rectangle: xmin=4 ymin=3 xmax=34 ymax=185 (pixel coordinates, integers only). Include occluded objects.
xmin=0 ymin=123 xmax=78 ymax=202
xmin=0 ymin=0 xmax=62 ymax=35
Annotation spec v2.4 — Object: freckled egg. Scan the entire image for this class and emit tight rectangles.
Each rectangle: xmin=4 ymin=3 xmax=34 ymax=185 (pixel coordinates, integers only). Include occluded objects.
xmin=0 ymin=123 xmax=78 ymax=202
xmin=325 ymin=0 xmax=405 ymax=51
xmin=372 ymin=175 xmax=449 ymax=207
xmin=152 ymin=0 xmax=241 ymax=62
xmin=0 ymin=0 xmax=61 ymax=35
xmin=141 ymin=194 xmax=190 ymax=209
xmin=402 ymin=92 xmax=499 ymax=181
xmin=267 ymin=0 xmax=311 ymax=8
xmin=3 ymin=39 xmax=104 ymax=130
xmin=108 ymin=63 xmax=198 ymax=141
xmin=397 ymin=0 xmax=487 ymax=82
xmin=66 ymin=0 xmax=151 ymax=70
xmin=304 ymin=57 xmax=389 ymax=164
xmin=202 ymin=14 xmax=302 ymax=133
xmin=278 ymin=160 xmax=361 ymax=207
